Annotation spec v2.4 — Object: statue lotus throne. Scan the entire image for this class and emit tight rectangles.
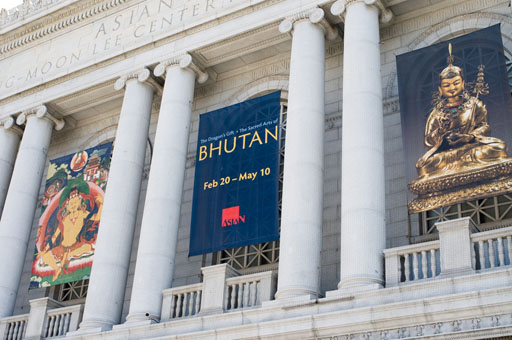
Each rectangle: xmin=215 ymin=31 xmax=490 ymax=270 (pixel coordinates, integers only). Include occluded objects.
xmin=408 ymin=44 xmax=512 ymax=213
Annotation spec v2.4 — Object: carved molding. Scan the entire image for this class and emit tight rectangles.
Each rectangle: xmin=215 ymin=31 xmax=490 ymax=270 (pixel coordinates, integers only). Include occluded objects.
xmin=1 ymin=0 xmax=63 ymax=28
xmin=16 ymin=104 xmax=65 ymax=130
xmin=409 ymin=161 xmax=512 ymax=195
xmin=0 ymin=0 xmax=127 ymax=56
xmin=320 ymin=313 xmax=512 ymax=340
xmin=331 ymin=0 xmax=393 ymax=24
xmin=154 ymin=53 xmax=208 ymax=84
xmin=279 ymin=7 xmax=338 ymax=41
xmin=0 ymin=0 xmax=285 ymax=59
xmin=409 ymin=176 xmax=512 ymax=213
xmin=0 ymin=116 xmax=23 ymax=135
xmin=0 ymin=0 xmax=288 ymax=109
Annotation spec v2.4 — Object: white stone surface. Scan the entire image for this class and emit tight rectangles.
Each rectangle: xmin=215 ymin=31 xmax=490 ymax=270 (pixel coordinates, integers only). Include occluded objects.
xmin=437 ymin=217 xmax=476 ymax=276
xmin=276 ymin=12 xmax=326 ymax=299
xmin=338 ymin=0 xmax=386 ymax=289
xmin=0 ymin=110 xmax=55 ymax=318
xmin=79 ymin=71 xmax=154 ymax=331
xmin=199 ymin=264 xmax=239 ymax=315
xmin=126 ymin=59 xmax=198 ymax=323
xmin=24 ymin=297 xmax=62 ymax=340
xmin=49 ymin=267 xmax=512 ymax=339
xmin=0 ymin=118 xmax=21 ymax=218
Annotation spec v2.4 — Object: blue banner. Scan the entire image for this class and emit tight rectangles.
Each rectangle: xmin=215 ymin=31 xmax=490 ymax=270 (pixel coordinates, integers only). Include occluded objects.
xmin=189 ymin=91 xmax=281 ymax=256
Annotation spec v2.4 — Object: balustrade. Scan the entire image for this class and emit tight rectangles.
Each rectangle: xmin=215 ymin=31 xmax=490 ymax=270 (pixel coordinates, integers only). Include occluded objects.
xmin=0 ymin=298 xmax=82 ymax=340
xmin=225 ymin=271 xmax=275 ymax=311
xmin=161 ymin=283 xmax=203 ymax=320
xmin=384 ymin=240 xmax=441 ymax=286
xmin=0 ymin=314 xmax=28 ymax=340
xmin=385 ymin=218 xmax=512 ymax=287
xmin=43 ymin=305 xmax=82 ymax=338
xmin=162 ymin=264 xmax=276 ymax=322
xmin=471 ymin=226 xmax=512 ymax=270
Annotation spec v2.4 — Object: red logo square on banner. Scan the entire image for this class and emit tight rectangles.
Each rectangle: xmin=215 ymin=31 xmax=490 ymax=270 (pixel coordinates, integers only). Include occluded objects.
xmin=222 ymin=206 xmax=245 ymax=227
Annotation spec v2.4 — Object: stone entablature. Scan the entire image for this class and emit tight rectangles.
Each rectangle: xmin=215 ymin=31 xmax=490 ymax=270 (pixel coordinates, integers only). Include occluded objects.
xmin=0 ymin=0 xmax=127 ymax=55
xmin=0 ymin=0 xmax=331 ymax=119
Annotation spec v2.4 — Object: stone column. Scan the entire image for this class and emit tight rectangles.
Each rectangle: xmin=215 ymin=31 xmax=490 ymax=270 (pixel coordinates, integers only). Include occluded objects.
xmin=125 ymin=54 xmax=207 ymax=323
xmin=79 ymin=69 xmax=155 ymax=331
xmin=0 ymin=106 xmax=64 ymax=317
xmin=331 ymin=0 xmax=392 ymax=290
xmin=0 ymin=117 xmax=22 ymax=218
xmin=275 ymin=8 xmax=337 ymax=300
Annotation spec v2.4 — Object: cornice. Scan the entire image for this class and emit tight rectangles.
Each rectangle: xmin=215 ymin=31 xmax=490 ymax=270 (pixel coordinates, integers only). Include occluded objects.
xmin=0 ymin=0 xmax=127 ymax=56
xmin=0 ymin=0 xmax=313 ymax=111
xmin=0 ymin=0 xmax=284 ymax=58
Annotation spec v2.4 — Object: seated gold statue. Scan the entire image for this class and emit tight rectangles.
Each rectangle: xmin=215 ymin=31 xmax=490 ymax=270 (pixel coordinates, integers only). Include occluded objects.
xmin=415 ymin=59 xmax=510 ymax=180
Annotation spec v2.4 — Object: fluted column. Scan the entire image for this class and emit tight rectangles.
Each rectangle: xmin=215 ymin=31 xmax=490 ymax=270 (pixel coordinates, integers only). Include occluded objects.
xmin=332 ymin=0 xmax=392 ymax=290
xmin=0 ymin=106 xmax=64 ymax=317
xmin=79 ymin=69 xmax=155 ymax=331
xmin=125 ymin=54 xmax=207 ymax=323
xmin=275 ymin=8 xmax=337 ymax=299
xmin=0 ymin=117 xmax=22 ymax=218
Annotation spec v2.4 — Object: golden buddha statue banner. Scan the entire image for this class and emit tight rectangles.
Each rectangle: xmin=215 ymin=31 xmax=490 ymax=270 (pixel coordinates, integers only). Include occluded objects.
xmin=30 ymin=143 xmax=112 ymax=289
xmin=396 ymin=25 xmax=512 ymax=214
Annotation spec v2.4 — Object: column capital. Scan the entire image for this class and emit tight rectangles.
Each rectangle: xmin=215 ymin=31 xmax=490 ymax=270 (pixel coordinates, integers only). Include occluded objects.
xmin=154 ymin=53 xmax=208 ymax=84
xmin=114 ymin=68 xmax=159 ymax=91
xmin=331 ymin=0 xmax=393 ymax=24
xmin=279 ymin=7 xmax=338 ymax=41
xmin=0 ymin=117 xmax=23 ymax=136
xmin=16 ymin=105 xmax=65 ymax=131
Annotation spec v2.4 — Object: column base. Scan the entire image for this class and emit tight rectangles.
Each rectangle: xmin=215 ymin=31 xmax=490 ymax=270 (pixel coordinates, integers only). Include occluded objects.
xmin=67 ymin=326 xmax=105 ymax=337
xmin=262 ymin=294 xmax=317 ymax=308
xmin=119 ymin=312 xmax=160 ymax=327
xmin=337 ymin=276 xmax=384 ymax=291
xmin=326 ymin=282 xmax=382 ymax=298
xmin=199 ymin=307 xmax=224 ymax=316
xmin=274 ymin=287 xmax=320 ymax=300
xmin=113 ymin=320 xmax=154 ymax=331
xmin=73 ymin=319 xmax=114 ymax=334
xmin=439 ymin=268 xmax=475 ymax=278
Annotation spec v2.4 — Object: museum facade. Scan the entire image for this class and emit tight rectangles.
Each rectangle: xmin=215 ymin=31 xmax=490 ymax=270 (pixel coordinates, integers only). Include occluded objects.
xmin=1 ymin=0 xmax=512 ymax=339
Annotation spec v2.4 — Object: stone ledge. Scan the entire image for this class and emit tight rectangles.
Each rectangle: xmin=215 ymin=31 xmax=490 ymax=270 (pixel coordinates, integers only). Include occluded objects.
xmin=61 ymin=268 xmax=512 ymax=340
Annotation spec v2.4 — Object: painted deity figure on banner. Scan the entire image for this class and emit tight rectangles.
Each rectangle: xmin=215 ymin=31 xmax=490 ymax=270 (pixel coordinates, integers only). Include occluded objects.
xmin=38 ymin=179 xmax=103 ymax=281
xmin=413 ymin=44 xmax=511 ymax=181
xmin=31 ymin=144 xmax=112 ymax=288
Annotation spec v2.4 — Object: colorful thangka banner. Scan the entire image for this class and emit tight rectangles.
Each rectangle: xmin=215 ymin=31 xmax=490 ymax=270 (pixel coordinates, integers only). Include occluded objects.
xmin=30 ymin=143 xmax=112 ymax=289
xmin=189 ymin=91 xmax=281 ymax=256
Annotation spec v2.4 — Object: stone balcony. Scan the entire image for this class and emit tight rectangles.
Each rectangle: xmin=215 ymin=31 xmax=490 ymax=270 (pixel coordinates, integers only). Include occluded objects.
xmin=2 ymin=217 xmax=512 ymax=340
